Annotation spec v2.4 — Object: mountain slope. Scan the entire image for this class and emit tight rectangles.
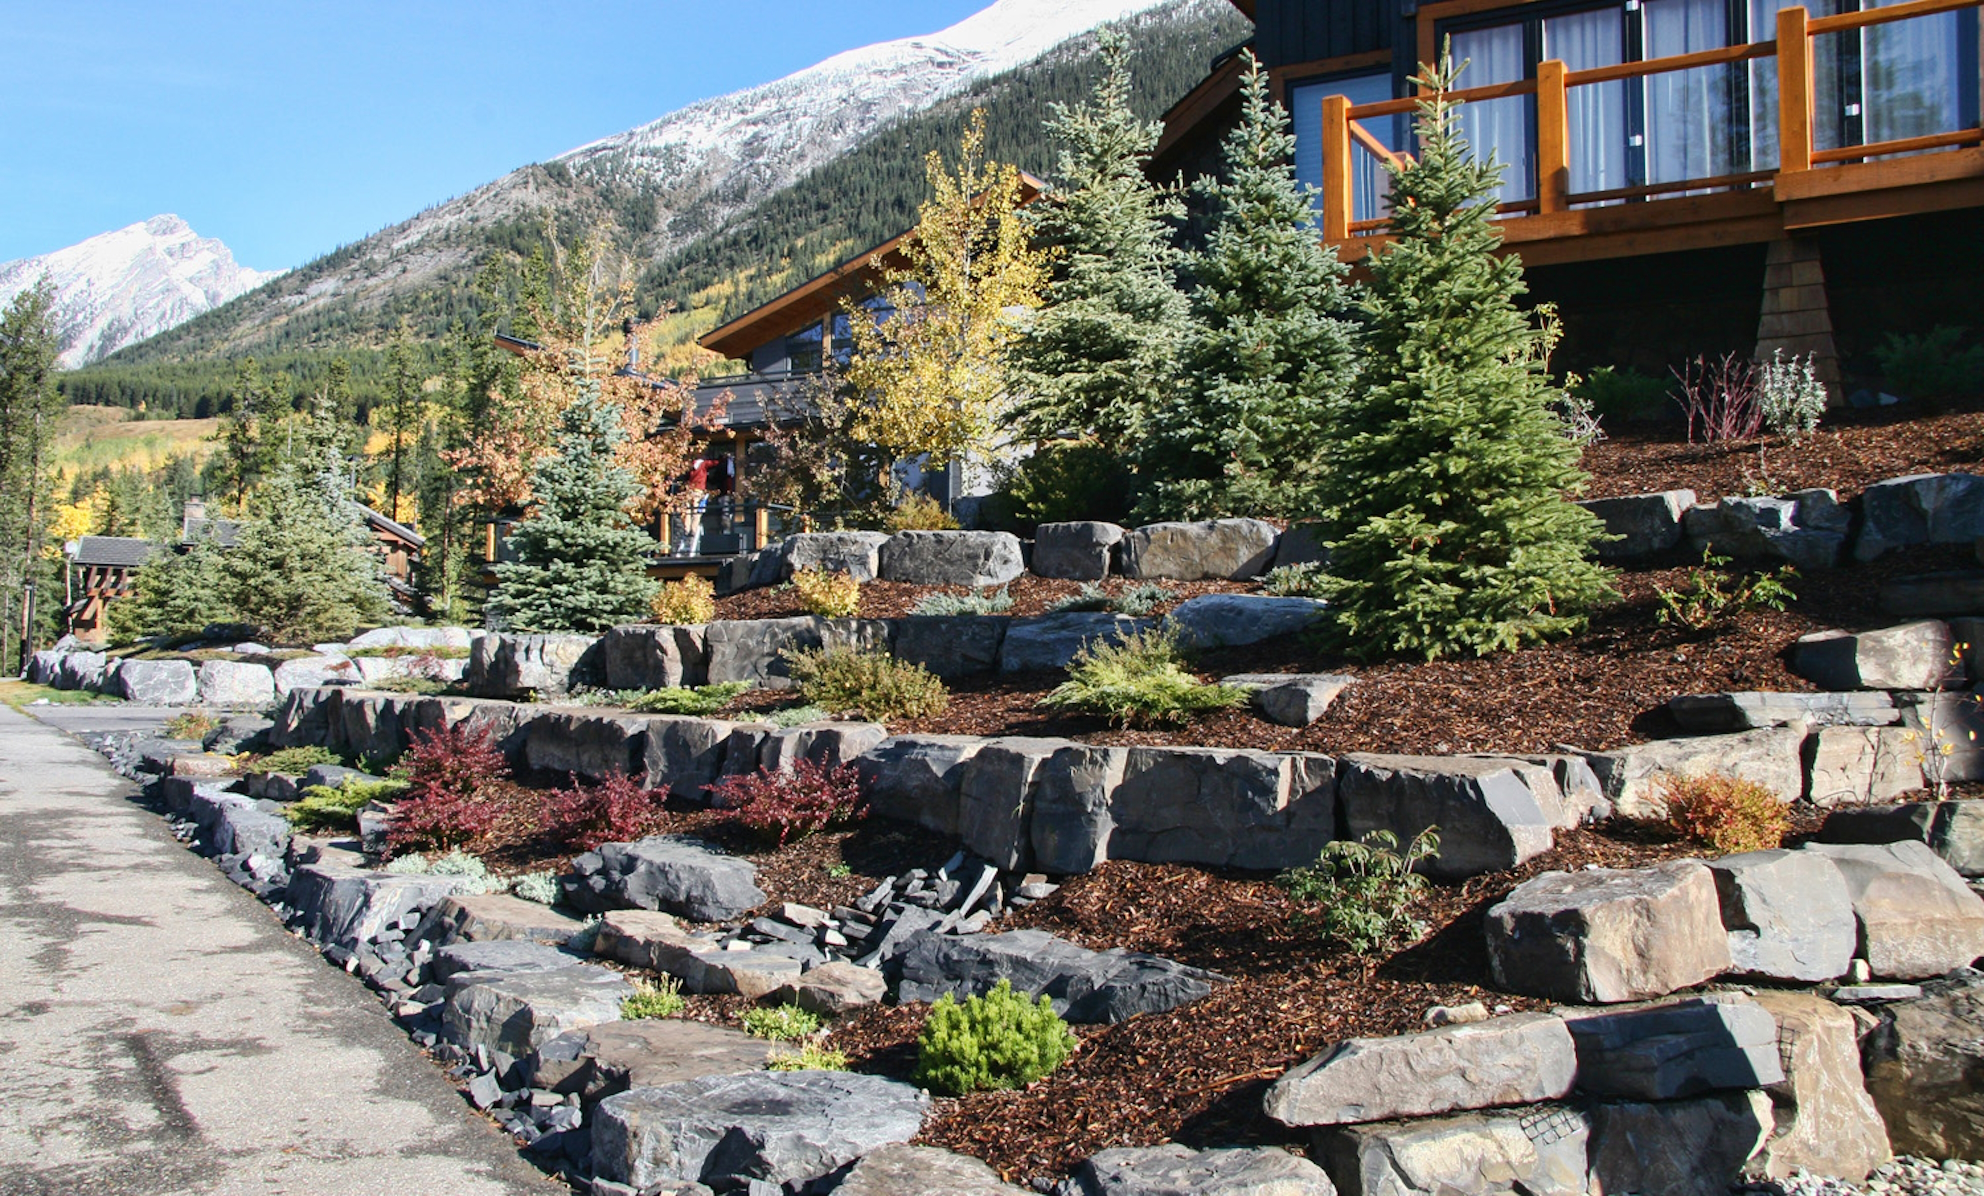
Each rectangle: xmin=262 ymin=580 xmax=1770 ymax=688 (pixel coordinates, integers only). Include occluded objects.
xmin=1 ymin=215 xmax=279 ymax=367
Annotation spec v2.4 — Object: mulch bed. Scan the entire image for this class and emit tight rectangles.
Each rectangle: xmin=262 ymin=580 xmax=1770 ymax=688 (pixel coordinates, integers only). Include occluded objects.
xmin=714 ymin=574 xmax=1254 ymax=621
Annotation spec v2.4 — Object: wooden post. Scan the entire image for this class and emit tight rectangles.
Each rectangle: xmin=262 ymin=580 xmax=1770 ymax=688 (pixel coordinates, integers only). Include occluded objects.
xmin=1536 ymin=60 xmax=1570 ymax=213
xmin=657 ymin=510 xmax=672 ymax=555
xmin=753 ymin=504 xmax=770 ymax=551
xmin=1321 ymin=94 xmax=1354 ymax=240
xmin=1777 ymin=6 xmax=1813 ymax=174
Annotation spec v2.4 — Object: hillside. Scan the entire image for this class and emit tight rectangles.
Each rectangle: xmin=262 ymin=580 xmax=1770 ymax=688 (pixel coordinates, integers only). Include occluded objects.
xmin=63 ymin=0 xmax=1248 ymax=416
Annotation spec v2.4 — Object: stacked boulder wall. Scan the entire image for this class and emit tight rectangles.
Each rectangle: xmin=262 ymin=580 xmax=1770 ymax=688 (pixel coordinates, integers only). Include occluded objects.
xmin=1163 ymin=594 xmax=1329 ymax=650
xmin=1321 ymin=1108 xmax=1592 ymax=1196
xmin=1863 ymin=971 xmax=1984 ymax=1159
xmin=1705 ymin=849 xmax=1857 ymax=982
xmin=1263 ymin=1012 xmax=1577 ymax=1127
xmin=524 ymin=1019 xmax=770 ymax=1110
xmin=1803 ymin=726 xmax=1925 ymax=806
xmin=1107 ymin=747 xmax=1337 ymax=872
xmin=642 ymin=715 xmax=760 ymax=796
xmin=1559 ymin=997 xmax=1784 ymax=1101
xmin=597 ymin=624 xmax=709 ymax=691
xmin=956 ymin=738 xmax=1068 ymax=871
xmin=1747 ymin=990 xmax=1892 ymax=1182
xmin=1683 ymin=489 xmax=1850 ymax=570
xmin=1032 ymin=521 xmax=1127 ymax=581
xmin=1485 ymin=861 xmax=1733 ymax=1003
xmin=1787 ymin=621 xmax=1960 ymax=690
xmin=524 ymin=710 xmax=651 ymax=780
xmin=1027 ymin=743 xmax=1130 ymax=876
xmin=1855 ymin=472 xmax=1984 ymax=561
xmin=466 ymin=632 xmax=596 ymax=698
xmin=703 ymin=616 xmax=890 ymax=688
xmin=876 ymin=530 xmax=1024 ymax=587
xmin=1578 ymin=490 xmax=1696 ymax=559
xmin=889 ymin=615 xmax=1007 ymax=678
xmin=1338 ymin=755 xmax=1558 ymax=879
xmin=1574 ymin=728 xmax=1805 ymax=819
xmin=1799 ymin=841 xmax=1984 ymax=979
xmin=858 ymin=735 xmax=986 ymax=837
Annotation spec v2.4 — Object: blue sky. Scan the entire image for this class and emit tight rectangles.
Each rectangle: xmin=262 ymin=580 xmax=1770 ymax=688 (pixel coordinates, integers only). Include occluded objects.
xmin=0 ymin=2 xmax=988 ymax=270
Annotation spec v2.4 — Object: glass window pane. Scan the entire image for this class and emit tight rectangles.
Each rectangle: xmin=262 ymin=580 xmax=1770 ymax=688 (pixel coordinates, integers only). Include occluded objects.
xmin=1545 ymin=7 xmax=1629 ymax=195
xmin=1291 ymin=72 xmax=1398 ymax=222
xmin=1863 ymin=1 xmax=1964 ymax=145
xmin=1643 ymin=0 xmax=1739 ymax=184
xmin=1749 ymin=0 xmax=1847 ymax=165
xmin=1452 ymin=22 xmax=1536 ymax=202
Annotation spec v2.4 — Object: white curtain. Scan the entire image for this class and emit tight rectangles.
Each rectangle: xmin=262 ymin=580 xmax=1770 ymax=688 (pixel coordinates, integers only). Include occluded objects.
xmin=1864 ymin=0 xmax=1963 ymax=145
xmin=1545 ymin=7 xmax=1628 ymax=196
xmin=1644 ymin=0 xmax=1739 ymax=184
xmin=1748 ymin=0 xmax=1846 ymax=167
xmin=1291 ymin=73 xmax=1399 ymax=223
xmin=1453 ymin=23 xmax=1536 ymax=202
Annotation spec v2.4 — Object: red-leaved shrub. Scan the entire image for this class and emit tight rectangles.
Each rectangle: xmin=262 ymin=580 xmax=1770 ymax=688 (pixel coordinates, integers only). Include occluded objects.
xmin=385 ymin=723 xmax=511 ymax=855
xmin=542 ymin=772 xmax=670 ymax=850
xmin=707 ymin=759 xmax=867 ymax=845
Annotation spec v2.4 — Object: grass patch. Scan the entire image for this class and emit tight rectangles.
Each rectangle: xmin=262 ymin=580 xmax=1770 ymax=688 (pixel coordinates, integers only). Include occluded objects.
xmin=0 ymin=681 xmax=109 ymax=710
xmin=742 ymin=1003 xmax=823 ymax=1041
xmin=622 ymin=977 xmax=687 ymax=1020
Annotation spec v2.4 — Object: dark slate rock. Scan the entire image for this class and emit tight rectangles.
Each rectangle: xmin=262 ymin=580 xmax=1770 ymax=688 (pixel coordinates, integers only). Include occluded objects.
xmin=1067 ymin=1144 xmax=1337 ymax=1196
xmin=1667 ymin=690 xmax=1899 ymax=732
xmin=1563 ymin=996 xmax=1785 ymax=1100
xmin=877 ymin=530 xmax=1024 ymax=587
xmin=895 ymin=928 xmax=1222 ymax=1024
xmin=433 ymin=939 xmax=581 ymax=982
xmin=561 ymin=836 xmax=765 ymax=921
xmin=1032 ymin=522 xmax=1126 ymax=581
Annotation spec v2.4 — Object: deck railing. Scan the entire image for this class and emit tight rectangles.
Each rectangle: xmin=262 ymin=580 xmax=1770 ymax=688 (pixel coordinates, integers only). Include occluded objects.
xmin=1319 ymin=0 xmax=1984 ymax=242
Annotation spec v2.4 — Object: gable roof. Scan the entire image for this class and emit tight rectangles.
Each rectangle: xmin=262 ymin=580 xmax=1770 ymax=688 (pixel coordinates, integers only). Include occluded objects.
xmin=71 ymin=536 xmax=156 ymax=569
xmin=356 ymin=503 xmax=426 ymax=550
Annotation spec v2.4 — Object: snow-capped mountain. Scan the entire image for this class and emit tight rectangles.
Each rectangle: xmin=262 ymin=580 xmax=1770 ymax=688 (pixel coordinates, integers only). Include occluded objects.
xmin=0 ymin=215 xmax=279 ymax=367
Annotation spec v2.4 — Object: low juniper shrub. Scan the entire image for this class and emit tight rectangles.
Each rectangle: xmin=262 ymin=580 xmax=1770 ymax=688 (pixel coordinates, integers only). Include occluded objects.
xmin=284 ymin=777 xmax=409 ymax=832
xmin=624 ymin=681 xmax=752 ymax=716
xmin=910 ymin=588 xmax=1014 ymax=616
xmin=542 ymin=771 xmax=670 ymax=850
xmin=1037 ymin=628 xmax=1248 ymax=728
xmin=783 ymin=646 xmax=947 ymax=721
xmin=914 ymin=979 xmax=1077 ymax=1095
xmin=250 ymin=745 xmax=338 ymax=774
xmin=1277 ymin=828 xmax=1440 ymax=955
xmin=707 ymin=758 xmax=867 ymax=846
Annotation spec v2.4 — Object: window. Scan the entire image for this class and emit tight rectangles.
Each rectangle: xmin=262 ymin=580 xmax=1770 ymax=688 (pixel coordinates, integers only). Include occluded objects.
xmin=1291 ymin=70 xmax=1400 ymax=222
xmin=785 ymin=322 xmax=823 ymax=375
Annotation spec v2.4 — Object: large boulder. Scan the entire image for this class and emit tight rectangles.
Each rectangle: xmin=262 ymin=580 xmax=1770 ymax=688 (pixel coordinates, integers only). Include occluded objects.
xmin=432 ymin=939 xmax=581 ymax=982
xmin=467 ymin=632 xmax=595 ymax=698
xmin=1799 ymin=840 xmax=1984 ymax=979
xmin=1855 ymin=471 xmax=1984 ymax=562
xmin=55 ymin=650 xmax=111 ymax=691
xmin=561 ymin=836 xmax=765 ymax=921
xmin=877 ymin=530 xmax=1024 ymax=587
xmin=894 ymin=928 xmax=1221 ymax=1024
xmin=1119 ymin=518 xmax=1278 ymax=581
xmin=589 ymin=1071 xmax=929 ymax=1193
xmin=1033 ymin=521 xmax=1127 ymax=581
xmin=597 ymin=624 xmax=709 ymax=691
xmin=1803 ymin=725 xmax=1923 ymax=806
xmin=999 ymin=613 xmax=1153 ymax=674
xmin=857 ymin=735 xmax=985 ymax=838
xmin=416 ymin=892 xmax=591 ymax=948
xmin=1561 ymin=996 xmax=1783 ymax=1101
xmin=1863 ymin=971 xmax=1984 ymax=1158
xmin=754 ymin=721 xmax=888 ymax=776
xmin=525 ymin=710 xmax=651 ymax=780
xmin=1666 ymin=690 xmax=1898 ymax=733
xmin=1027 ymin=743 xmax=1130 ymax=876
xmin=26 ymin=648 xmax=63 ymax=686
xmin=703 ymin=616 xmax=889 ymax=688
xmin=956 ymin=737 xmax=1070 ymax=870
xmin=889 ymin=615 xmax=1006 ymax=678
xmin=1587 ymin=1092 xmax=1774 ymax=1196
xmin=1579 ymin=490 xmax=1696 ymax=559
xmin=268 ymin=686 xmax=341 ymax=747
xmin=779 ymin=530 xmax=892 ymax=582
xmin=272 ymin=654 xmax=360 ymax=696
xmin=1747 ymin=990 xmax=1892 ymax=1182
xmin=1337 ymin=755 xmax=1558 ymax=879
xmin=1787 ymin=620 xmax=1959 ymax=690
xmin=1108 ymin=747 xmax=1337 ymax=872
xmin=836 ymin=1145 xmax=1032 ymax=1196
xmin=767 ymin=961 xmax=887 ymax=1016
xmin=1163 ymin=594 xmax=1329 ymax=650
xmin=349 ymin=625 xmax=474 ymax=650
xmin=1263 ymin=1012 xmax=1576 ymax=1127
xmin=112 ymin=658 xmax=197 ymax=705
xmin=1485 ymin=860 xmax=1732 ymax=1003
xmin=1069 ymin=1145 xmax=1337 ymax=1196
xmin=1318 ymin=1108 xmax=1589 ymax=1196
xmin=440 ymin=964 xmax=633 ymax=1056
xmin=1684 ymin=489 xmax=1850 ymax=570
xmin=524 ymin=1018 xmax=770 ymax=1109
xmin=1821 ymin=798 xmax=1984 ymax=877
xmin=641 ymin=715 xmax=757 ymax=795
xmin=1705 ymin=849 xmax=1856 ymax=982
xmin=285 ymin=862 xmax=463 ymax=953
xmin=1573 ymin=727 xmax=1804 ymax=819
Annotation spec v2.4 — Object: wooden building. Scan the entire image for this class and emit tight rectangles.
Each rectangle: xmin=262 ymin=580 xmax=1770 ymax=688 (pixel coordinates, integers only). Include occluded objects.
xmin=63 ymin=536 xmax=154 ymax=641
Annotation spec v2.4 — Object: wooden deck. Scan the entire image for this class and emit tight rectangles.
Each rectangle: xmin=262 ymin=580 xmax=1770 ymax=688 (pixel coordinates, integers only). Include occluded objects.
xmin=1319 ymin=0 xmax=1984 ymax=265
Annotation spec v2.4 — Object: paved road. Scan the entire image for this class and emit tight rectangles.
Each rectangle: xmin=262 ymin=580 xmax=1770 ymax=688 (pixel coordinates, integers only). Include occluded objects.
xmin=0 ymin=704 xmax=557 ymax=1196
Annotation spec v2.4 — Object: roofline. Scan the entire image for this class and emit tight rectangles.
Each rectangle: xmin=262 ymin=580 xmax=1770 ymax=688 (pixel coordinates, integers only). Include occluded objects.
xmin=1227 ymin=0 xmax=1255 ymax=17
xmin=1152 ymin=46 xmax=1251 ymax=168
xmin=355 ymin=502 xmax=427 ymax=550
xmin=696 ymin=171 xmax=1047 ymax=362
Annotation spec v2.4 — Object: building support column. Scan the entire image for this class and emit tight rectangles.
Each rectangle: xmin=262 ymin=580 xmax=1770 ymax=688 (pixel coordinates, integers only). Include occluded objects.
xmin=1754 ymin=236 xmax=1844 ymax=404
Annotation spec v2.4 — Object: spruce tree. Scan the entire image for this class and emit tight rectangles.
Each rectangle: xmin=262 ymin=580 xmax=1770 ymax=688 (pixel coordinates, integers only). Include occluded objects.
xmin=1006 ymin=31 xmax=1189 ymax=453
xmin=1136 ymin=51 xmax=1357 ymax=522
xmin=107 ymin=535 xmax=228 ymax=643
xmin=487 ymin=385 xmax=657 ymax=633
xmin=222 ymin=463 xmax=389 ymax=644
xmin=1315 ymin=57 xmax=1614 ymax=660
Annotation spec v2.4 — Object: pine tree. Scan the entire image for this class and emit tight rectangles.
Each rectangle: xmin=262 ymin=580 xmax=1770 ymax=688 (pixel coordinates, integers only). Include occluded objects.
xmin=1006 ymin=31 xmax=1190 ymax=454
xmin=222 ymin=463 xmax=389 ymax=644
xmin=1136 ymin=51 xmax=1357 ymax=522
xmin=215 ymin=357 xmax=276 ymax=508
xmin=1315 ymin=56 xmax=1614 ymax=660
xmin=380 ymin=324 xmax=422 ymax=522
xmin=107 ymin=535 xmax=229 ymax=643
xmin=487 ymin=385 xmax=658 ymax=633
xmin=0 ymin=278 xmax=62 ymax=670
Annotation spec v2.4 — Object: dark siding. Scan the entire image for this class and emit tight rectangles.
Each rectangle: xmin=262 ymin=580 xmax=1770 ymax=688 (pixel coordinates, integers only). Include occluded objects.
xmin=1254 ymin=0 xmax=1396 ymax=70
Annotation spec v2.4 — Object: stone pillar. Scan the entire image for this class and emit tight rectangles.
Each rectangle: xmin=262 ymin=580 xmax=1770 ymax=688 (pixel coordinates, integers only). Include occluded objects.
xmin=1755 ymin=236 xmax=1844 ymax=404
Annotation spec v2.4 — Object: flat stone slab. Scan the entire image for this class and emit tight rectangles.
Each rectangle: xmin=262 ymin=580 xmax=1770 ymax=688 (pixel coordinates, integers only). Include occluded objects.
xmin=524 ymin=1018 xmax=770 ymax=1107
xmin=590 ymin=1070 xmax=930 ymax=1192
xmin=1821 ymin=798 xmax=1984 ymax=877
xmin=767 ymin=960 xmax=886 ymax=1015
xmin=1338 ymin=754 xmax=1558 ymax=880
xmin=1318 ymin=1107 xmax=1591 ymax=1196
xmin=895 ymin=928 xmax=1222 ymax=1024
xmin=1706 ymin=848 xmax=1856 ymax=982
xmin=432 ymin=939 xmax=580 ymax=982
xmin=1264 ymin=1011 xmax=1576 ymax=1127
xmin=1163 ymin=594 xmax=1328 ymax=649
xmin=1220 ymin=674 xmax=1354 ymax=727
xmin=1069 ymin=1144 xmax=1337 ymax=1196
xmin=440 ymin=963 xmax=633 ymax=1056
xmin=1574 ymin=727 xmax=1804 ymax=819
xmin=416 ymin=892 xmax=590 ymax=948
xmin=1486 ymin=860 xmax=1732 ymax=1004
xmin=1789 ymin=621 xmax=1959 ymax=690
xmin=835 ymin=1145 xmax=1032 ymax=1196
xmin=562 ymin=836 xmax=764 ymax=921
xmin=1833 ymin=983 xmax=1925 ymax=1002
xmin=593 ymin=909 xmax=803 ymax=998
xmin=1799 ymin=841 xmax=1984 ymax=979
xmin=999 ymin=613 xmax=1153 ymax=674
xmin=1666 ymin=690 xmax=1899 ymax=732
xmin=1561 ymin=996 xmax=1784 ymax=1101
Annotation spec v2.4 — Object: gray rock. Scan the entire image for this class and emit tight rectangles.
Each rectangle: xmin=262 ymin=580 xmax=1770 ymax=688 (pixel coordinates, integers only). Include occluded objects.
xmin=857 ymin=735 xmax=985 ymax=837
xmin=1337 ymin=755 xmax=1557 ymax=880
xmin=467 ymin=632 xmax=596 ymax=698
xmin=835 ymin=1144 xmax=1031 ymax=1196
xmin=1833 ymin=983 xmax=1922 ymax=1001
xmin=441 ymin=964 xmax=633 ymax=1055
xmin=433 ymin=939 xmax=580 ymax=982
xmin=1271 ymin=522 xmax=1330 ymax=571
xmin=1863 ymin=971 xmax=1984 ymax=1158
xmin=1485 ymin=860 xmax=1732 ymax=1003
xmin=1684 ymin=489 xmax=1850 ymax=569
xmin=642 ymin=715 xmax=756 ymax=796
xmin=524 ymin=1019 xmax=771 ymax=1108
xmin=268 ymin=686 xmax=342 ymax=747
xmin=286 ymin=861 xmax=463 ymax=953
xmin=1666 ymin=690 xmax=1899 ymax=732
xmin=1109 ymin=748 xmax=1338 ymax=872
xmin=1070 ymin=1144 xmax=1336 ymax=1196
xmin=349 ymin=626 xmax=474 ymax=650
xmin=1799 ymin=840 xmax=1984 ymax=979
xmin=589 ymin=1070 xmax=929 ymax=1192
xmin=1033 ymin=522 xmax=1127 ymax=581
xmin=754 ymin=721 xmax=888 ymax=776
xmin=1263 ymin=1012 xmax=1576 ymax=1127
xmin=1587 ymin=1091 xmax=1774 ymax=1196
xmin=878 ymin=530 xmax=1024 ymax=587
xmin=1221 ymin=674 xmax=1354 ymax=727
xmin=1855 ymin=472 xmax=1984 ymax=562
xmin=999 ymin=613 xmax=1154 ymax=674
xmin=703 ymin=617 xmax=890 ymax=689
xmin=525 ymin=710 xmax=651 ymax=781
xmin=1898 ymin=689 xmax=1984 ymax=782
xmin=1579 ymin=490 xmax=1697 ymax=559
xmin=1788 ymin=621 xmax=1959 ymax=690
xmin=25 ymin=648 xmax=62 ymax=686
xmin=55 ymin=650 xmax=111 ymax=691
xmin=1803 ymin=725 xmax=1924 ymax=806
xmin=562 ymin=836 xmax=765 ymax=922
xmin=1930 ymin=800 xmax=1984 ymax=875
xmin=1164 ymin=594 xmax=1328 ymax=650
xmin=1318 ymin=1108 xmax=1590 ymax=1196
xmin=888 ymin=615 xmax=1007 ymax=678
xmin=1573 ymin=727 xmax=1805 ymax=819
xmin=957 ymin=737 xmax=1069 ymax=870
xmin=1880 ymin=571 xmax=1984 ymax=618
xmin=593 ymin=910 xmax=802 ymax=998
xmin=113 ymin=659 xmax=198 ymax=705
xmin=598 ymin=624 xmax=710 ymax=691
xmin=186 ymin=789 xmax=290 ymax=861
xmin=1120 ymin=519 xmax=1279 ymax=581
xmin=895 ymin=928 xmax=1221 ymax=1024
xmin=203 ymin=713 xmax=274 ymax=755
xmin=779 ymin=531 xmax=892 ymax=582
xmin=1028 ymin=743 xmax=1130 ymax=876
xmin=1562 ymin=996 xmax=1784 ymax=1100
xmin=417 ymin=893 xmax=591 ymax=947
xmin=1818 ymin=799 xmax=1942 ymax=848
xmin=1706 ymin=849 xmax=1856 ymax=982
xmin=193 ymin=660 xmax=276 ymax=707
xmin=766 ymin=961 xmax=886 ymax=1016
xmin=1747 ymin=989 xmax=1893 ymax=1182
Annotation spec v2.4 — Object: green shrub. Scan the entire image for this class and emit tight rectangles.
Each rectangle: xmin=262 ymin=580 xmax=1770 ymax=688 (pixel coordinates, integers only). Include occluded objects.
xmin=742 ymin=704 xmax=833 ymax=729
xmin=792 ymin=568 xmax=862 ymax=618
xmin=385 ymin=848 xmax=507 ymax=895
xmin=1277 ymin=828 xmax=1439 ymax=954
xmin=884 ymin=492 xmax=961 ymax=532
xmin=1261 ymin=562 xmax=1330 ymax=598
xmin=1573 ymin=365 xmax=1675 ymax=420
xmin=346 ymin=644 xmax=471 ymax=660
xmin=512 ymin=870 xmax=560 ymax=905
xmin=1037 ymin=628 xmax=1248 ymax=727
xmin=1875 ymin=325 xmax=1984 ymax=406
xmin=368 ymin=676 xmax=451 ymax=695
xmin=914 ymin=979 xmax=1077 ymax=1095
xmin=767 ymin=1042 xmax=851 ymax=1071
xmin=1046 ymin=582 xmax=1175 ymax=616
xmin=1660 ymin=772 xmax=1790 ymax=853
xmin=651 ymin=574 xmax=718 ymax=625
xmin=742 ymin=1003 xmax=822 ymax=1041
xmin=622 ymin=977 xmax=687 ymax=1020
xmin=284 ymin=778 xmax=410 ymax=832
xmin=1654 ymin=549 xmax=1797 ymax=630
xmin=784 ymin=647 xmax=948 ymax=721
xmin=625 ymin=681 xmax=752 ymax=716
xmin=910 ymin=588 xmax=1014 ymax=616
xmin=993 ymin=439 xmax=1131 ymax=526
xmin=252 ymin=745 xmax=337 ymax=774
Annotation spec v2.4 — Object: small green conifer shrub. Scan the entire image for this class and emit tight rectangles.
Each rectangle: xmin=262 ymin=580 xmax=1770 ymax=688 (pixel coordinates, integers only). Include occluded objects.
xmin=914 ymin=979 xmax=1077 ymax=1095
xmin=624 ymin=682 xmax=752 ymax=716
xmin=1037 ymin=628 xmax=1247 ymax=727
xmin=783 ymin=647 xmax=947 ymax=721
